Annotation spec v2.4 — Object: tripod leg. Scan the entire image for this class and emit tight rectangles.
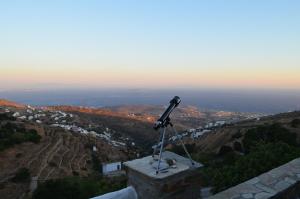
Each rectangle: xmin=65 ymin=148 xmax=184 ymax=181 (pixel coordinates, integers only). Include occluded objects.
xmin=152 ymin=128 xmax=164 ymax=157
xmin=171 ymin=126 xmax=195 ymax=166
xmin=156 ymin=127 xmax=166 ymax=174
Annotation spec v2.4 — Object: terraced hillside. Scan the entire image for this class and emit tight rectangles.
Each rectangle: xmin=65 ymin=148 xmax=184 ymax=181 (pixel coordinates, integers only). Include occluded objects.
xmin=0 ymin=112 xmax=127 ymax=199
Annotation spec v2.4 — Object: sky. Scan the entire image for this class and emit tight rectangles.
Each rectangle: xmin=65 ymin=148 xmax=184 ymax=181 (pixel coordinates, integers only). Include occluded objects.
xmin=1 ymin=0 xmax=300 ymax=90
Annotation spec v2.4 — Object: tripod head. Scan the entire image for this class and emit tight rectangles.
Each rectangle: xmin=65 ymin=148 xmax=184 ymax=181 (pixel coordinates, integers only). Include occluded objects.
xmin=154 ymin=96 xmax=181 ymax=130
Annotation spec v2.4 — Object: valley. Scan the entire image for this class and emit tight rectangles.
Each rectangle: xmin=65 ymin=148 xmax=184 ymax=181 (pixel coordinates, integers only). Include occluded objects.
xmin=0 ymin=99 xmax=294 ymax=199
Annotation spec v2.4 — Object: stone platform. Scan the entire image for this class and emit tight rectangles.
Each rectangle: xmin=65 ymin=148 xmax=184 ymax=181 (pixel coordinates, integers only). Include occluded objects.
xmin=124 ymin=151 xmax=203 ymax=199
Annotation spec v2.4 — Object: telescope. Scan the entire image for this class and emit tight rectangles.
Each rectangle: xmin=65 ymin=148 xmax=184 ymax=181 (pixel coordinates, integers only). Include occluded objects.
xmin=152 ymin=96 xmax=195 ymax=174
xmin=154 ymin=96 xmax=181 ymax=130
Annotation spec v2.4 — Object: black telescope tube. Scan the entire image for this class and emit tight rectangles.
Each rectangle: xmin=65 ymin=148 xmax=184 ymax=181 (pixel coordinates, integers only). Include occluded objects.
xmin=154 ymin=96 xmax=181 ymax=130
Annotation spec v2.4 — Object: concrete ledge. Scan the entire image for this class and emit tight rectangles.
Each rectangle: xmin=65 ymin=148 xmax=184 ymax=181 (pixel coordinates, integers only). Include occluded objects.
xmin=208 ymin=158 xmax=300 ymax=199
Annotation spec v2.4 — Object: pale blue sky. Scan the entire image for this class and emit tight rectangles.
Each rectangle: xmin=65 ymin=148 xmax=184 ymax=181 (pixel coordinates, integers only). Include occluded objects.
xmin=1 ymin=1 xmax=300 ymax=90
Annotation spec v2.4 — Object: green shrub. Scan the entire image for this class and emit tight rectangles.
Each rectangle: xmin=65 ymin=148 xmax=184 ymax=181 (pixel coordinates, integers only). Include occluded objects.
xmin=91 ymin=153 xmax=102 ymax=173
xmin=0 ymin=113 xmax=16 ymax=121
xmin=0 ymin=123 xmax=41 ymax=151
xmin=291 ymin=119 xmax=300 ymax=128
xmin=11 ymin=168 xmax=30 ymax=183
xmin=218 ymin=145 xmax=233 ymax=156
xmin=196 ymin=123 xmax=300 ymax=193
xmin=204 ymin=142 xmax=300 ymax=193
xmin=25 ymin=129 xmax=41 ymax=143
xmin=231 ymin=131 xmax=242 ymax=139
xmin=233 ymin=141 xmax=243 ymax=152
xmin=243 ymin=123 xmax=297 ymax=152
xmin=32 ymin=176 xmax=126 ymax=199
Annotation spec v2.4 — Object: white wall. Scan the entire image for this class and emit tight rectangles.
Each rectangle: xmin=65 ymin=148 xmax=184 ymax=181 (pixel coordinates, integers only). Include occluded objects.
xmin=90 ymin=186 xmax=137 ymax=199
xmin=102 ymin=162 xmax=122 ymax=175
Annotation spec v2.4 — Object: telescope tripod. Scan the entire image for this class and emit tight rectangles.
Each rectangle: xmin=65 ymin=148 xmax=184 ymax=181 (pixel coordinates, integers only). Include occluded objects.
xmin=152 ymin=118 xmax=195 ymax=174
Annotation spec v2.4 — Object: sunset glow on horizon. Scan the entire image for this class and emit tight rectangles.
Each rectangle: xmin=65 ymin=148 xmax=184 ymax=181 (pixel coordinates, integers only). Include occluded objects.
xmin=1 ymin=1 xmax=299 ymax=90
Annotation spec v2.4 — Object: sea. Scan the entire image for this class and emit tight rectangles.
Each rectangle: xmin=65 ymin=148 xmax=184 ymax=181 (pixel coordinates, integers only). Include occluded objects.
xmin=1 ymin=88 xmax=300 ymax=114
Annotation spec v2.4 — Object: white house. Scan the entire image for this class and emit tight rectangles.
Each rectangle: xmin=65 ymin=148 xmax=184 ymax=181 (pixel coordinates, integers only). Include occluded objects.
xmin=18 ymin=116 xmax=27 ymax=120
xmin=102 ymin=162 xmax=122 ymax=175
xmin=215 ymin=121 xmax=226 ymax=126
xmin=188 ymin=128 xmax=196 ymax=133
xmin=93 ymin=146 xmax=98 ymax=152
xmin=191 ymin=129 xmax=211 ymax=139
xmin=13 ymin=112 xmax=20 ymax=117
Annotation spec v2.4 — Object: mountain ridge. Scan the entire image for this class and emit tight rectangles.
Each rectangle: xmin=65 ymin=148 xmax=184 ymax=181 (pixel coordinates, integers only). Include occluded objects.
xmin=0 ymin=99 xmax=25 ymax=108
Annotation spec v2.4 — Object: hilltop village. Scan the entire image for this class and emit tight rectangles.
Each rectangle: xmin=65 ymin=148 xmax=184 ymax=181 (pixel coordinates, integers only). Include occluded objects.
xmin=4 ymin=106 xmax=131 ymax=148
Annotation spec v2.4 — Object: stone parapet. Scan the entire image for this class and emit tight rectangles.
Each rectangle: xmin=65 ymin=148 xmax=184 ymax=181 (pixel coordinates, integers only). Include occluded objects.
xmin=208 ymin=158 xmax=300 ymax=199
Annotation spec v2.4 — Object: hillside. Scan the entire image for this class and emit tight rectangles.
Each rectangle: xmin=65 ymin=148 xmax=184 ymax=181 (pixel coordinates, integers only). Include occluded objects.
xmin=193 ymin=111 xmax=300 ymax=154
xmin=188 ymin=111 xmax=300 ymax=193
xmin=0 ymin=109 xmax=127 ymax=199
xmin=46 ymin=105 xmax=162 ymax=152
xmin=0 ymin=99 xmax=284 ymax=199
